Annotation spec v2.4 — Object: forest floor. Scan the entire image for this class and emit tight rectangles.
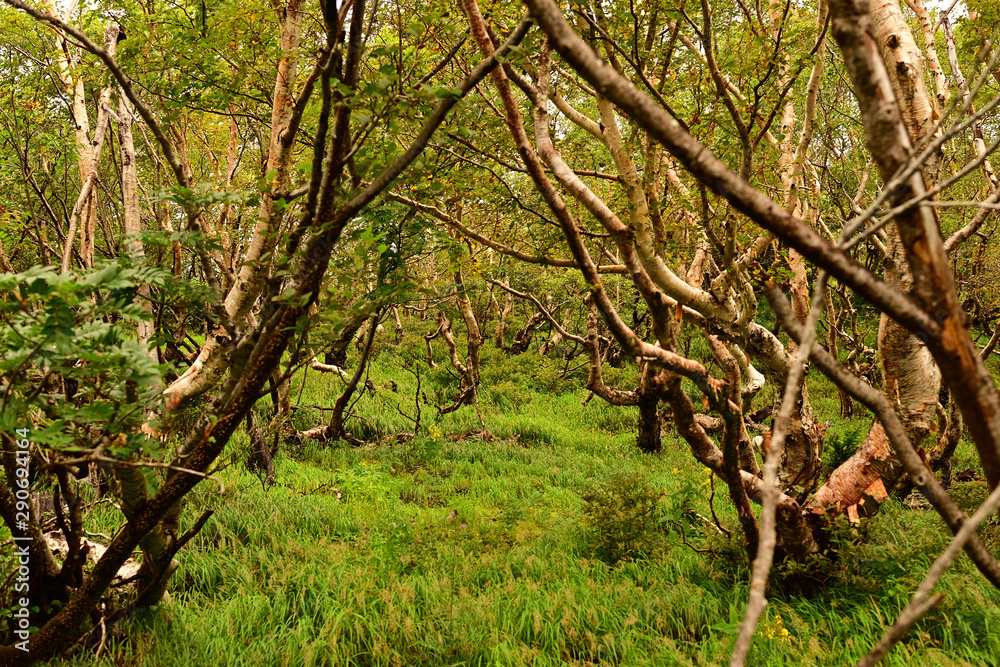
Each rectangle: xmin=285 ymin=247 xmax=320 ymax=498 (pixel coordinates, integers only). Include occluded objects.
xmin=46 ymin=326 xmax=1000 ymax=666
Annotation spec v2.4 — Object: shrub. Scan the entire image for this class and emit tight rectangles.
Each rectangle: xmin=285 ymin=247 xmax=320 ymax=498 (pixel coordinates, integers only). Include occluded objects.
xmin=951 ymin=480 xmax=990 ymax=515
xmin=948 ymin=479 xmax=1000 ymax=551
xmin=532 ymin=362 xmax=575 ymax=394
xmin=580 ymin=472 xmax=665 ymax=563
xmin=600 ymin=363 xmax=640 ymax=389
xmin=291 ymin=405 xmax=321 ymax=431
xmin=823 ymin=421 xmax=868 ymax=473
xmin=479 ymin=348 xmax=579 ymax=396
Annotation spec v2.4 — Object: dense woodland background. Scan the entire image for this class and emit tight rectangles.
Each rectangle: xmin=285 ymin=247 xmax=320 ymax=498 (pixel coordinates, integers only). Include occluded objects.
xmin=2 ymin=0 xmax=1000 ymax=664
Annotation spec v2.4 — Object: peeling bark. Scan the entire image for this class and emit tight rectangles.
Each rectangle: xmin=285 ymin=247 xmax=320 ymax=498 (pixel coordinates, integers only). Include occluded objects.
xmin=633 ymin=363 xmax=662 ymax=455
xmin=119 ymin=94 xmax=156 ymax=365
xmin=942 ymin=16 xmax=997 ymax=188
xmin=831 ymin=0 xmax=1000 ymax=490
xmin=903 ymin=0 xmax=947 ymax=119
xmin=164 ymin=0 xmax=304 ymax=406
xmin=868 ymin=0 xmax=934 ymax=146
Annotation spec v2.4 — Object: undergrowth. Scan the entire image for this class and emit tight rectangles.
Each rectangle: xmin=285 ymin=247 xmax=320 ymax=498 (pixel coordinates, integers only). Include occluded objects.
xmin=38 ymin=326 xmax=1000 ymax=667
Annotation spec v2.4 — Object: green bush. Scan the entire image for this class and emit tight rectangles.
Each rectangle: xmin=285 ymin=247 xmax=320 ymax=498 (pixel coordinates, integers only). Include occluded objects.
xmin=531 ymin=362 xmax=575 ymax=394
xmin=948 ymin=479 xmax=1000 ymax=558
xmin=290 ymin=405 xmax=321 ymax=432
xmin=580 ymin=472 xmax=665 ymax=563
xmin=823 ymin=421 xmax=868 ymax=473
xmin=600 ymin=363 xmax=640 ymax=389
xmin=951 ymin=480 xmax=990 ymax=515
xmin=479 ymin=348 xmax=579 ymax=395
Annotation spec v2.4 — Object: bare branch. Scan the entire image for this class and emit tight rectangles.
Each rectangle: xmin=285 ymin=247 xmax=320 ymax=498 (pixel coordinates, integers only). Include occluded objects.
xmin=386 ymin=192 xmax=627 ymax=273
xmin=488 ymin=280 xmax=586 ymax=344
xmin=4 ymin=0 xmax=190 ymax=188
xmin=522 ymin=0 xmax=939 ymax=339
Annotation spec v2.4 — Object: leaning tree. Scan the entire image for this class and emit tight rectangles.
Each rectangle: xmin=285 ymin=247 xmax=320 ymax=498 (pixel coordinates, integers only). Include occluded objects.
xmin=0 ymin=0 xmax=530 ymax=661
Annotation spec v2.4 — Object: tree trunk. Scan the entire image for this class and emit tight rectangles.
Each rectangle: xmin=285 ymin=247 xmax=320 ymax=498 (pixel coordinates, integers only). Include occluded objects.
xmin=119 ymin=94 xmax=156 ymax=364
xmin=825 ymin=289 xmax=854 ymax=416
xmin=327 ymin=315 xmax=379 ymax=442
xmin=811 ymin=0 xmax=945 ymax=515
xmin=510 ymin=312 xmax=544 ymax=354
xmin=539 ymin=305 xmax=572 ymax=355
xmin=454 ymin=268 xmax=482 ymax=394
xmin=492 ymin=288 xmax=512 ymax=350
xmin=392 ymin=306 xmax=404 ymax=344
xmin=57 ymin=25 xmax=120 ymax=274
xmin=635 ymin=364 xmax=661 ymax=454
xmin=164 ymin=0 xmax=304 ymax=406
xmin=325 ymin=310 xmax=367 ymax=368
xmin=116 ymin=465 xmax=178 ymax=606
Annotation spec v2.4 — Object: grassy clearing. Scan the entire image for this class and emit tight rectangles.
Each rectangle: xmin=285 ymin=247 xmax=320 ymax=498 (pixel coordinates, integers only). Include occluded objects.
xmin=40 ymin=329 xmax=1000 ymax=666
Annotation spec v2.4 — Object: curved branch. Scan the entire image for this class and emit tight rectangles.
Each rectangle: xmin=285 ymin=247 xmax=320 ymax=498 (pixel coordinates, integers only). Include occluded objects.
xmin=488 ymin=280 xmax=586 ymax=344
xmin=523 ymin=0 xmax=938 ymax=340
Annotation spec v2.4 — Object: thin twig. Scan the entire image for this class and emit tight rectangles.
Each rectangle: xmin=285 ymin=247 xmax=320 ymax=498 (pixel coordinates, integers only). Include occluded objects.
xmin=45 ymin=455 xmax=225 ymax=492
xmin=489 ymin=280 xmax=586 ymax=344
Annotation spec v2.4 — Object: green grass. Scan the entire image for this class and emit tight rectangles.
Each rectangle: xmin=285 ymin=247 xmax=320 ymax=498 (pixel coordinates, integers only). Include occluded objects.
xmin=39 ymin=333 xmax=1000 ymax=666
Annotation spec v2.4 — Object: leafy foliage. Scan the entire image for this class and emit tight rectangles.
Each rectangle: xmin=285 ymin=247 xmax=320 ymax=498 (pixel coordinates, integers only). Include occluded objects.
xmin=0 ymin=263 xmax=171 ymax=456
xmin=580 ymin=472 xmax=666 ymax=563
xmin=822 ymin=421 xmax=868 ymax=474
